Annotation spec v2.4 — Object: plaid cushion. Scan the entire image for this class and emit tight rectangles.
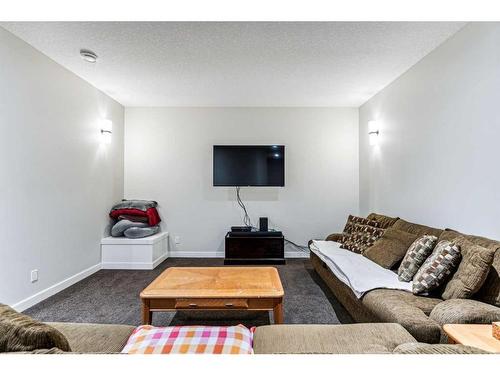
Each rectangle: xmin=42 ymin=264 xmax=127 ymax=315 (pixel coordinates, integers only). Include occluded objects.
xmin=121 ymin=325 xmax=254 ymax=354
xmin=340 ymin=223 xmax=385 ymax=254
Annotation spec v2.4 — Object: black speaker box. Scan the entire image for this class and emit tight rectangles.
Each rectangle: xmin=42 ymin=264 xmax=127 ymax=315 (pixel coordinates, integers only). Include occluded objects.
xmin=259 ymin=217 xmax=269 ymax=232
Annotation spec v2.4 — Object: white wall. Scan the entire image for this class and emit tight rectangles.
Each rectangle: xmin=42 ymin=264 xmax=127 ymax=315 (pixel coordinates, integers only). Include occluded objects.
xmin=0 ymin=28 xmax=124 ymax=310
xmin=359 ymin=23 xmax=500 ymax=239
xmin=125 ymin=107 xmax=358 ymax=256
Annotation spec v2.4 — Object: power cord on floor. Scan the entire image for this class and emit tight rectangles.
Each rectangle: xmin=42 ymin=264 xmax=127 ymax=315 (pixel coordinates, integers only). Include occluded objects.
xmin=285 ymin=238 xmax=310 ymax=253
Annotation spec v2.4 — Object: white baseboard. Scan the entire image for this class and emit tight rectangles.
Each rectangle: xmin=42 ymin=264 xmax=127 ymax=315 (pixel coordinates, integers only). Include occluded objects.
xmin=102 ymin=253 xmax=168 ymax=270
xmin=168 ymin=250 xmax=309 ymax=259
xmin=168 ymin=250 xmax=225 ymax=258
xmin=12 ymin=263 xmax=101 ymax=312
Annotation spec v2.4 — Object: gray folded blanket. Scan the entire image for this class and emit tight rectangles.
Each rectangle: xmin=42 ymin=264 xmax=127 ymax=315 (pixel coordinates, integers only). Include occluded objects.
xmin=111 ymin=199 xmax=157 ymax=212
xmin=111 ymin=220 xmax=148 ymax=237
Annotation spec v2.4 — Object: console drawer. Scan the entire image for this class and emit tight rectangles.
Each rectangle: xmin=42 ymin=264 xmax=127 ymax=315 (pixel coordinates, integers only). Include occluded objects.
xmin=174 ymin=298 xmax=249 ymax=309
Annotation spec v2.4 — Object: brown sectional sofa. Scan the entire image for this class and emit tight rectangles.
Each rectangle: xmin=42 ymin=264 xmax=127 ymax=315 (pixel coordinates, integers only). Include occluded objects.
xmin=311 ymin=213 xmax=500 ymax=343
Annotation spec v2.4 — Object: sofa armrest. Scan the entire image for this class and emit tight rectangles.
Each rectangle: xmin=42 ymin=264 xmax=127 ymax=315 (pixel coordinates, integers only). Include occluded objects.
xmin=325 ymin=233 xmax=343 ymax=242
xmin=307 ymin=233 xmax=343 ymax=247
xmin=430 ymin=299 xmax=500 ymax=326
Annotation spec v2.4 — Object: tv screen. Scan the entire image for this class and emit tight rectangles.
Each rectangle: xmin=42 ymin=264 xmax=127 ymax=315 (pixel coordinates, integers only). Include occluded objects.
xmin=213 ymin=145 xmax=285 ymax=187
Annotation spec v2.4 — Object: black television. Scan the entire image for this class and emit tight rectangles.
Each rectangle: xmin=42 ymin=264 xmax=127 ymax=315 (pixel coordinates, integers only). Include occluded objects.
xmin=213 ymin=145 xmax=285 ymax=187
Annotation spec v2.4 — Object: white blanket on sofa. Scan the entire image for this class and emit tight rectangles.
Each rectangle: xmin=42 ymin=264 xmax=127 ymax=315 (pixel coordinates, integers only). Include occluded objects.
xmin=310 ymin=240 xmax=412 ymax=298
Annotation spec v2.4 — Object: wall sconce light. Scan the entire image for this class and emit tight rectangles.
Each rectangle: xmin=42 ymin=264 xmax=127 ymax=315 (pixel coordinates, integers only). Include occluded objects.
xmin=368 ymin=120 xmax=379 ymax=146
xmin=100 ymin=119 xmax=113 ymax=144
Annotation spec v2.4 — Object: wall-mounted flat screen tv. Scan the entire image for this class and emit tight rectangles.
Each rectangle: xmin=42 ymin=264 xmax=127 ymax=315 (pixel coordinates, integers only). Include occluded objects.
xmin=213 ymin=145 xmax=285 ymax=187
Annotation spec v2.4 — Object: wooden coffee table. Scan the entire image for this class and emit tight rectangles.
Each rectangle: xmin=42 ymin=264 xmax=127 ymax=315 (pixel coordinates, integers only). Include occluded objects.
xmin=140 ymin=267 xmax=284 ymax=325
xmin=444 ymin=324 xmax=500 ymax=353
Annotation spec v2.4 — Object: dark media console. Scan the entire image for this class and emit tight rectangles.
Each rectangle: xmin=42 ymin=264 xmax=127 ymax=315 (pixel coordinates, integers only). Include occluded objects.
xmin=224 ymin=231 xmax=285 ymax=265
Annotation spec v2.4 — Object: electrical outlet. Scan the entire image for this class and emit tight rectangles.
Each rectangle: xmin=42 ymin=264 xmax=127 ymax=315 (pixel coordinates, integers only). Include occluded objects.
xmin=30 ymin=269 xmax=38 ymax=283
xmin=174 ymin=236 xmax=181 ymax=244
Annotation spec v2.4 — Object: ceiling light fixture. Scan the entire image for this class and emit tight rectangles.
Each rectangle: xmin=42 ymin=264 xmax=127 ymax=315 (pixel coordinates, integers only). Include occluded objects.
xmin=80 ymin=49 xmax=98 ymax=63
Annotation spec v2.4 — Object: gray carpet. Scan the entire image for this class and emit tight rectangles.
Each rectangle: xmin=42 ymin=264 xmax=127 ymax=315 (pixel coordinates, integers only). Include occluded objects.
xmin=25 ymin=258 xmax=353 ymax=327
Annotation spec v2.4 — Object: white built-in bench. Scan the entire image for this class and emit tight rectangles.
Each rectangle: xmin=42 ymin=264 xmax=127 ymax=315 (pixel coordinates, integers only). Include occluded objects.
xmin=101 ymin=232 xmax=169 ymax=270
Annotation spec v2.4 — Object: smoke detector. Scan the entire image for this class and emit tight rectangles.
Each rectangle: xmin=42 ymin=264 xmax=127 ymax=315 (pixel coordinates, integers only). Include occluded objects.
xmin=80 ymin=49 xmax=98 ymax=63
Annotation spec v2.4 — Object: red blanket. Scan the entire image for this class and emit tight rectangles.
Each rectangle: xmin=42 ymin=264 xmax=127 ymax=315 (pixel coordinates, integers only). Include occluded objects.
xmin=110 ymin=207 xmax=161 ymax=226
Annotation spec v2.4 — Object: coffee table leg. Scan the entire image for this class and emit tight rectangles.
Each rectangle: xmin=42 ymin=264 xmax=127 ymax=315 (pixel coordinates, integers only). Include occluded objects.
xmin=142 ymin=299 xmax=152 ymax=325
xmin=273 ymin=299 xmax=284 ymax=324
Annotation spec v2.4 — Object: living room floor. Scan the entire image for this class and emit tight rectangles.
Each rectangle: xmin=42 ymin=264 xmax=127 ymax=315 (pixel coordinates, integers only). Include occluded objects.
xmin=25 ymin=258 xmax=353 ymax=327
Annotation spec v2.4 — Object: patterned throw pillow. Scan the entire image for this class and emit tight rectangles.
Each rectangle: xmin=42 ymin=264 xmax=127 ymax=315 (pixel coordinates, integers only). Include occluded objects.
xmin=413 ymin=240 xmax=461 ymax=295
xmin=340 ymin=223 xmax=385 ymax=254
xmin=398 ymin=235 xmax=438 ymax=282
xmin=342 ymin=215 xmax=380 ymax=236
xmin=121 ymin=325 xmax=254 ymax=354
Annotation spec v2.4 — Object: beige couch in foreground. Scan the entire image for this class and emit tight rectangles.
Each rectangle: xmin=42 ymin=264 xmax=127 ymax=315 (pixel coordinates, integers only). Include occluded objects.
xmin=0 ymin=301 xmax=486 ymax=354
xmin=48 ymin=321 xmax=488 ymax=354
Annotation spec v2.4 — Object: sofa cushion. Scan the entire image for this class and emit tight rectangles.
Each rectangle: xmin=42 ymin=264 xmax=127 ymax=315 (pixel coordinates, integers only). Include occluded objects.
xmin=398 ymin=235 xmax=438 ymax=282
xmin=362 ymin=289 xmax=442 ymax=343
xmin=363 ymin=289 xmax=442 ymax=316
xmin=367 ymin=213 xmax=399 ymax=229
xmin=439 ymin=232 xmax=495 ymax=300
xmin=444 ymin=229 xmax=500 ymax=307
xmin=47 ymin=322 xmax=135 ymax=353
xmin=252 ymin=323 xmax=416 ymax=354
xmin=413 ymin=240 xmax=461 ymax=295
xmin=429 ymin=299 xmax=500 ymax=326
xmin=392 ymin=219 xmax=443 ymax=238
xmin=393 ymin=342 xmax=488 ymax=354
xmin=340 ymin=223 xmax=385 ymax=254
xmin=364 ymin=228 xmax=418 ymax=269
xmin=0 ymin=304 xmax=71 ymax=353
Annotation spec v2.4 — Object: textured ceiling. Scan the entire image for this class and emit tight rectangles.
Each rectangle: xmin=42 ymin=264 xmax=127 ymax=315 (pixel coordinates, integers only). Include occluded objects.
xmin=1 ymin=22 xmax=465 ymax=106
